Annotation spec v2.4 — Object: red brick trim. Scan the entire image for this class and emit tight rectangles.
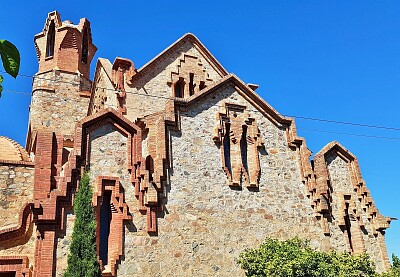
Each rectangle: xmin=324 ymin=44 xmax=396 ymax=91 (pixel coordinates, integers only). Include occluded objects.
xmin=93 ymin=176 xmax=131 ymax=276
xmin=34 ymin=227 xmax=56 ymax=277
xmin=0 ymin=203 xmax=32 ymax=242
xmin=0 ymin=256 xmax=32 ymax=277
xmin=0 ymin=160 xmax=34 ymax=166
xmin=79 ymin=91 xmax=91 ymax=98
xmin=74 ymin=108 xmax=141 ymax=158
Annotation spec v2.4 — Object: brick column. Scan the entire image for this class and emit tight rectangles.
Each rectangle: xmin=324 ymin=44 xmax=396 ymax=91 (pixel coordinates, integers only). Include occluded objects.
xmin=34 ymin=131 xmax=55 ymax=200
xmin=34 ymin=227 xmax=56 ymax=277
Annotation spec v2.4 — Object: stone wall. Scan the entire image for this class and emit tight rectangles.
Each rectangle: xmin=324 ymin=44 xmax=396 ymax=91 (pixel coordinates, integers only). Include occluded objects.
xmin=29 ymin=70 xmax=91 ymax=138
xmin=326 ymin=152 xmax=387 ymax=272
xmin=0 ymin=163 xmax=36 ymax=267
xmin=0 ymin=164 xmax=34 ymax=228
xmin=116 ymin=84 xmax=330 ymax=276
xmin=123 ymin=39 xmax=224 ymax=122
xmin=326 ymin=152 xmax=353 ymax=253
xmin=55 ymin=210 xmax=74 ymax=277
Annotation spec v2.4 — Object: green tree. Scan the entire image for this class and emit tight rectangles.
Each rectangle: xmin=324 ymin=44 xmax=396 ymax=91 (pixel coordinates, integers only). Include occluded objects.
xmin=0 ymin=40 xmax=20 ymax=96
xmin=65 ymin=172 xmax=101 ymax=277
xmin=238 ymin=237 xmax=376 ymax=277
xmin=379 ymin=254 xmax=400 ymax=277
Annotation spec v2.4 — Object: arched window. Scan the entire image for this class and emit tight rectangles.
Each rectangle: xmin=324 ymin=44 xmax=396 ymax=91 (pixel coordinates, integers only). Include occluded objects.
xmin=81 ymin=28 xmax=89 ymax=64
xmin=46 ymin=21 xmax=56 ymax=57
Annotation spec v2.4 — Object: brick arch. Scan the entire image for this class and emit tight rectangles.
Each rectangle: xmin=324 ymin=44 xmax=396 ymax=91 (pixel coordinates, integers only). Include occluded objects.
xmin=75 ymin=108 xmax=142 ymax=170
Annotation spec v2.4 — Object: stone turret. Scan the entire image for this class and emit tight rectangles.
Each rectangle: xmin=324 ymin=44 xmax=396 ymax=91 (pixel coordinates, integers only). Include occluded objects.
xmin=26 ymin=11 xmax=97 ymax=153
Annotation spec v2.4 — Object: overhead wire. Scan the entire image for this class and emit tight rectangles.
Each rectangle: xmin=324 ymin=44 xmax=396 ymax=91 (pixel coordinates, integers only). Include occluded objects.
xmin=2 ymin=70 xmax=400 ymax=140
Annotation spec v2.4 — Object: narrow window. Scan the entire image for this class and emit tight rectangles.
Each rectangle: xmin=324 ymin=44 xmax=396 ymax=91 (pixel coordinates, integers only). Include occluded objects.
xmin=46 ymin=21 xmax=56 ymax=57
xmin=174 ymin=77 xmax=185 ymax=98
xmin=240 ymin=125 xmax=248 ymax=173
xmin=99 ymin=191 xmax=112 ymax=266
xmin=199 ymin=81 xmax=206 ymax=91
xmin=146 ymin=155 xmax=154 ymax=181
xmin=344 ymin=203 xmax=354 ymax=252
xmin=81 ymin=28 xmax=89 ymax=64
xmin=189 ymin=73 xmax=195 ymax=96
xmin=223 ymin=123 xmax=231 ymax=173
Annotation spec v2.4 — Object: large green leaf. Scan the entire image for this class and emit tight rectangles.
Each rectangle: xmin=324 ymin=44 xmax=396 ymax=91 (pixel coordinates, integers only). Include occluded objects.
xmin=0 ymin=40 xmax=20 ymax=78
xmin=0 ymin=75 xmax=3 ymax=97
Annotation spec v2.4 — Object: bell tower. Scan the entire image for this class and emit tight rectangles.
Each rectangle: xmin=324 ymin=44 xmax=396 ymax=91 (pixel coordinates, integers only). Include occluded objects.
xmin=27 ymin=11 xmax=97 ymax=152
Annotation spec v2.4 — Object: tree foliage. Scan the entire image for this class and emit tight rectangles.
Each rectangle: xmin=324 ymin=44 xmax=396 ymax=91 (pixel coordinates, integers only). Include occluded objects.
xmin=0 ymin=40 xmax=20 ymax=96
xmin=238 ymin=237 xmax=377 ymax=277
xmin=65 ymin=172 xmax=101 ymax=277
xmin=379 ymin=254 xmax=400 ymax=277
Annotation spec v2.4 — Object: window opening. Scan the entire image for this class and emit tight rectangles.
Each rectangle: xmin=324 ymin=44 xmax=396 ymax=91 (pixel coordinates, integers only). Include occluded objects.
xmin=223 ymin=123 xmax=231 ymax=173
xmin=99 ymin=190 xmax=112 ymax=266
xmin=199 ymin=81 xmax=206 ymax=91
xmin=189 ymin=73 xmax=195 ymax=96
xmin=46 ymin=21 xmax=56 ymax=57
xmin=174 ymin=77 xmax=185 ymax=98
xmin=344 ymin=203 xmax=354 ymax=252
xmin=0 ymin=273 xmax=16 ymax=277
xmin=81 ymin=28 xmax=89 ymax=64
xmin=146 ymin=155 xmax=154 ymax=182
xmin=241 ymin=125 xmax=248 ymax=173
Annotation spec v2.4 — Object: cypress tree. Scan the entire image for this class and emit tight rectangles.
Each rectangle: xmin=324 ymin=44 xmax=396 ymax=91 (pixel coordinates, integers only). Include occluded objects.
xmin=65 ymin=172 xmax=101 ymax=277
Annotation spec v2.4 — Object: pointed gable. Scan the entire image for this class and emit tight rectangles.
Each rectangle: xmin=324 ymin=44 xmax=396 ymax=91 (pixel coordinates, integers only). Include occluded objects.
xmin=133 ymin=33 xmax=228 ymax=82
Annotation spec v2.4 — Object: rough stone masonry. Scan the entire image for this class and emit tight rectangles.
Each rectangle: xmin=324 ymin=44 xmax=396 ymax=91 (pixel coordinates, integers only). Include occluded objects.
xmin=0 ymin=11 xmax=394 ymax=277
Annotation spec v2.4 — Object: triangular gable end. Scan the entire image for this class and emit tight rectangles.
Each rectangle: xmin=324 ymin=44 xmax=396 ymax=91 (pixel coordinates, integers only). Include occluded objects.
xmin=88 ymin=59 xmax=119 ymax=116
xmin=75 ymin=108 xmax=142 ymax=164
xmin=175 ymin=73 xmax=293 ymax=128
xmin=132 ymin=33 xmax=229 ymax=83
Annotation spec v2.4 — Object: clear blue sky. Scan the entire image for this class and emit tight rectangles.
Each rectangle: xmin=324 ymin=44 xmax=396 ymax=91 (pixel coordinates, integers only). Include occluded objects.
xmin=1 ymin=1 xmax=399 ymax=261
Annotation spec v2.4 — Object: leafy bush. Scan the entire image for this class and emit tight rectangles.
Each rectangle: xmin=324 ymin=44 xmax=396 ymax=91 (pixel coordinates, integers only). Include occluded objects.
xmin=238 ymin=237 xmax=377 ymax=277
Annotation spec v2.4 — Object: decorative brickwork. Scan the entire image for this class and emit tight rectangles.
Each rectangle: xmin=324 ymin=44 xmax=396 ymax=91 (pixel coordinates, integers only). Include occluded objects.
xmin=0 ymin=256 xmax=32 ymax=277
xmin=168 ymin=54 xmax=214 ymax=98
xmin=34 ymin=11 xmax=97 ymax=78
xmin=93 ymin=177 xmax=131 ymax=276
xmin=312 ymin=141 xmax=393 ymax=271
xmin=0 ymin=11 xmax=394 ymax=277
xmin=111 ymin=58 xmax=136 ymax=115
xmin=213 ymin=102 xmax=263 ymax=187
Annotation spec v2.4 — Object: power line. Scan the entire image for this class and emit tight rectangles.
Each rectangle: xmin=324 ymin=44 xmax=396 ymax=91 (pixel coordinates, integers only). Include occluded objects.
xmin=3 ymin=70 xmax=400 ymax=136
xmin=2 ymin=89 xmax=31 ymax=95
xmin=286 ymin=115 xmax=400 ymax=131
xmin=4 ymin=87 xmax=400 ymax=141
xmin=297 ymin=128 xmax=400 ymax=141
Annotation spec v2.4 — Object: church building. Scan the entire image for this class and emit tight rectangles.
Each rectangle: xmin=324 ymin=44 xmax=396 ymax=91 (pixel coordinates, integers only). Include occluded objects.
xmin=0 ymin=11 xmax=393 ymax=276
